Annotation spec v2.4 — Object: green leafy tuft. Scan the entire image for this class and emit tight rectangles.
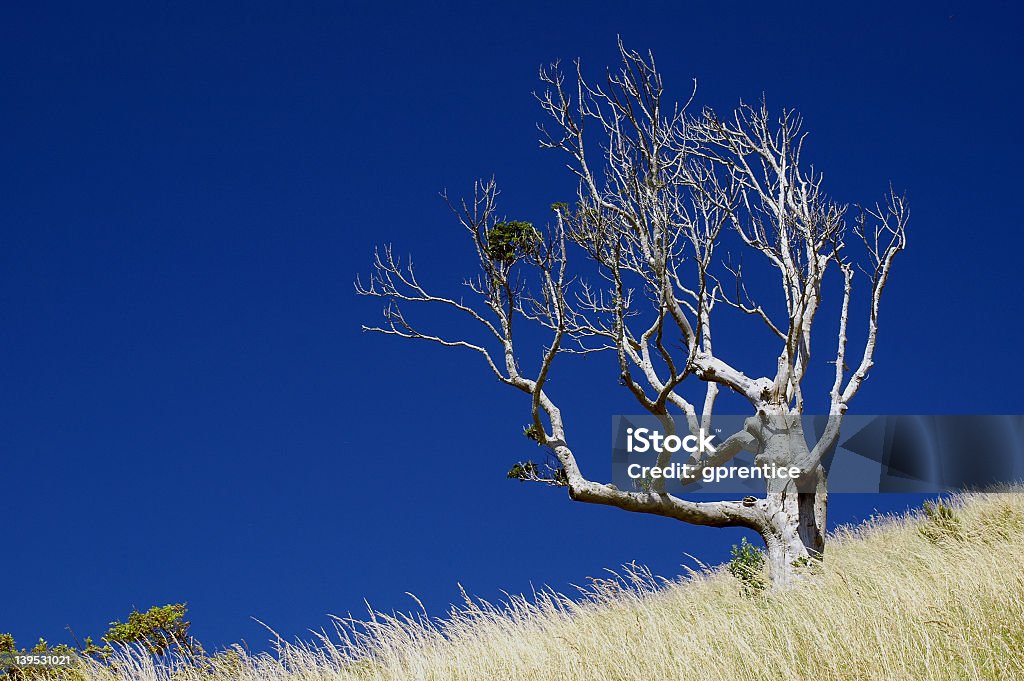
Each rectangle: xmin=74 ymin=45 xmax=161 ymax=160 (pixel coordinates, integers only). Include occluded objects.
xmin=484 ymin=221 xmax=541 ymax=264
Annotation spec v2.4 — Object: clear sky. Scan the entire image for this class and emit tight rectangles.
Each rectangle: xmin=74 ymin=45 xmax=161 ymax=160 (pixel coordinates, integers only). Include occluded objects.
xmin=2 ymin=0 xmax=1022 ymax=652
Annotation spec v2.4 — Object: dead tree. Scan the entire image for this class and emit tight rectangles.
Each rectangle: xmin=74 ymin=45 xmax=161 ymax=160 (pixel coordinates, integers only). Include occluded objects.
xmin=357 ymin=42 xmax=907 ymax=588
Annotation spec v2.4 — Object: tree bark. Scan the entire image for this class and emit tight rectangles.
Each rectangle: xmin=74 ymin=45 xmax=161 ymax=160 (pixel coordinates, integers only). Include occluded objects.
xmin=759 ymin=476 xmax=827 ymax=588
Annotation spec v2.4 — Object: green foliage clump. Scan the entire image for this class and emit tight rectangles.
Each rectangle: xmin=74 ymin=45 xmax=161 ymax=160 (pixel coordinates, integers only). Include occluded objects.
xmin=919 ymin=499 xmax=963 ymax=544
xmin=0 ymin=635 xmax=81 ymax=680
xmin=506 ymin=461 xmax=539 ymax=481
xmin=507 ymin=425 xmax=566 ymax=484
xmin=484 ymin=221 xmax=541 ymax=264
xmin=104 ymin=603 xmax=200 ymax=659
xmin=728 ymin=538 xmax=767 ymax=595
xmin=522 ymin=423 xmax=546 ymax=445
xmin=506 ymin=457 xmax=567 ymax=486
xmin=1 ymin=603 xmax=199 ymax=680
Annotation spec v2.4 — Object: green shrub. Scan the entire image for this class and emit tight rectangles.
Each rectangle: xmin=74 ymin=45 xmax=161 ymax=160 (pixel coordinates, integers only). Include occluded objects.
xmin=1 ymin=603 xmax=198 ymax=680
xmin=0 ymin=635 xmax=83 ymax=680
xmin=728 ymin=538 xmax=767 ymax=595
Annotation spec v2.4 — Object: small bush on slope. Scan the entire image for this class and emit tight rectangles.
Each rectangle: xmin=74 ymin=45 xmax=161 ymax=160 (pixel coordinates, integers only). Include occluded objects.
xmin=727 ymin=538 xmax=768 ymax=596
xmin=1 ymin=605 xmax=200 ymax=681
xmin=46 ymin=492 xmax=1024 ymax=681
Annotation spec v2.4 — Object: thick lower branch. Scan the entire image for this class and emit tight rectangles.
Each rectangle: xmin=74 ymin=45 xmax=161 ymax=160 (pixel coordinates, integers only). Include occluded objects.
xmin=550 ymin=442 xmax=761 ymax=528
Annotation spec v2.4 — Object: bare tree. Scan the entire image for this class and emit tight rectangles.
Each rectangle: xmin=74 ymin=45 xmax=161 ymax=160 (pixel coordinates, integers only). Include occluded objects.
xmin=356 ymin=42 xmax=907 ymax=588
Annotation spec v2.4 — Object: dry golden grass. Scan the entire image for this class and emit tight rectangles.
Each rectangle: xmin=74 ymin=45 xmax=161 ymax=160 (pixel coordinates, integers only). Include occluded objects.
xmin=64 ymin=492 xmax=1024 ymax=680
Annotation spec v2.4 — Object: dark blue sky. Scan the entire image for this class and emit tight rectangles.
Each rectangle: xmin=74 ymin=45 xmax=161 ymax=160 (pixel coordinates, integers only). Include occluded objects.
xmin=2 ymin=1 xmax=1022 ymax=652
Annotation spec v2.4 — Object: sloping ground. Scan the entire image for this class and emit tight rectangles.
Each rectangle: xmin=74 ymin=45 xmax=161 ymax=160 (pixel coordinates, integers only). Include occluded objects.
xmin=79 ymin=492 xmax=1024 ymax=680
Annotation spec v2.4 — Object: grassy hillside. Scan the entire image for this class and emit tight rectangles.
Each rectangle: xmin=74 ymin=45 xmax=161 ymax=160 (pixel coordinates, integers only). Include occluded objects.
xmin=52 ymin=492 xmax=1024 ymax=680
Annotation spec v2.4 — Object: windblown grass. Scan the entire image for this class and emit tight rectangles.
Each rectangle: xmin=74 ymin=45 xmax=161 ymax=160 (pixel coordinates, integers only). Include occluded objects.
xmin=61 ymin=491 xmax=1024 ymax=680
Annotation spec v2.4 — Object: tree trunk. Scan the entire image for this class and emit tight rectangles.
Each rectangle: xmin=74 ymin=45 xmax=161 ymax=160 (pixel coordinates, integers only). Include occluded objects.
xmin=760 ymin=483 xmax=827 ymax=588
xmin=749 ymin=414 xmax=831 ymax=589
